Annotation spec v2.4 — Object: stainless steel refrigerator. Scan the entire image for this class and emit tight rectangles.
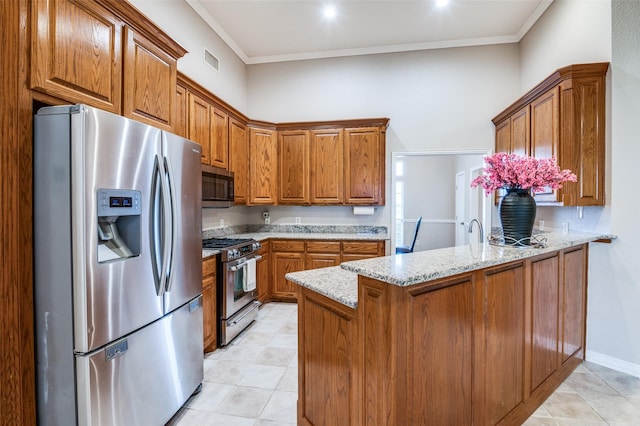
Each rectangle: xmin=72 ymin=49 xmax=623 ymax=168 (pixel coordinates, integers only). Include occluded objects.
xmin=34 ymin=104 xmax=203 ymax=425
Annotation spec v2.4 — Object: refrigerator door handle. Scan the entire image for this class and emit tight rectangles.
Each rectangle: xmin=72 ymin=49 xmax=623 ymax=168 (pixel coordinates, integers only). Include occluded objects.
xmin=162 ymin=156 xmax=176 ymax=293
xmin=150 ymin=156 xmax=165 ymax=296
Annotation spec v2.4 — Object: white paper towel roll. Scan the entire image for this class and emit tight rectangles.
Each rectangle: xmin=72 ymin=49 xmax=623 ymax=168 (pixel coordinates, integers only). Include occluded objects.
xmin=353 ymin=206 xmax=375 ymax=215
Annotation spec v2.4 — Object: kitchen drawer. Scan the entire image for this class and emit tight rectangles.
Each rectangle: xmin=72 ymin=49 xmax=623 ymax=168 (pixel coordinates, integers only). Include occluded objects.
xmin=271 ymin=240 xmax=305 ymax=252
xmin=306 ymin=241 xmax=341 ymax=253
xmin=342 ymin=241 xmax=381 ymax=255
xmin=202 ymin=256 xmax=216 ymax=277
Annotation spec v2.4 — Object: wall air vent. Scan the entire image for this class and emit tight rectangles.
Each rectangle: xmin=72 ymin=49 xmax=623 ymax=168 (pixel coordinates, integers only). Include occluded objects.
xmin=204 ymin=49 xmax=220 ymax=72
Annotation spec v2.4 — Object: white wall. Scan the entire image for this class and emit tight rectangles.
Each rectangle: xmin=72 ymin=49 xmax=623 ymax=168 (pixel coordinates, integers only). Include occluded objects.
xmin=522 ymin=0 xmax=640 ymax=374
xmin=247 ymin=44 xmax=521 ymax=227
xmin=519 ymin=0 xmax=612 ymax=92
xmin=128 ymin=0 xmax=248 ymax=112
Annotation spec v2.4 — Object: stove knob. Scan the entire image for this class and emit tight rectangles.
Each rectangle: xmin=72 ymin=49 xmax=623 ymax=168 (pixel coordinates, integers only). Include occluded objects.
xmin=252 ymin=242 xmax=262 ymax=251
xmin=227 ymin=249 xmax=236 ymax=260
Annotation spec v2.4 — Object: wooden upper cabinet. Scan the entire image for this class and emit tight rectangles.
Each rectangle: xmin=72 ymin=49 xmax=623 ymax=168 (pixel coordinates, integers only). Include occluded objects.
xmin=344 ymin=127 xmax=385 ymax=205
xmin=531 ymin=87 xmax=560 ymax=203
xmin=493 ymin=63 xmax=608 ymax=206
xmin=31 ymin=0 xmax=123 ymax=113
xmin=122 ymin=26 xmax=176 ymax=130
xmin=495 ymin=120 xmax=511 ymax=155
xmin=278 ymin=130 xmax=310 ymax=204
xmin=188 ymin=92 xmax=211 ymax=164
xmin=511 ymin=106 xmax=531 ymax=156
xmin=229 ymin=118 xmax=249 ymax=205
xmin=310 ymin=129 xmax=344 ymax=204
xmin=210 ymin=107 xmax=229 ymax=169
xmin=249 ymin=127 xmax=278 ymax=205
xmin=174 ymin=83 xmax=188 ymax=138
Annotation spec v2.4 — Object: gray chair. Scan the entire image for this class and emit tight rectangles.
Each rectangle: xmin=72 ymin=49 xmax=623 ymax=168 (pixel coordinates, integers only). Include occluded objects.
xmin=396 ymin=216 xmax=422 ymax=254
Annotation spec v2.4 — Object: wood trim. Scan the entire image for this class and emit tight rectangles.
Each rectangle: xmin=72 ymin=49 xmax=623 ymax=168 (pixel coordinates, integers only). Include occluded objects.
xmin=1 ymin=0 xmax=36 ymax=423
xmin=178 ymin=72 xmax=249 ymax=124
xmin=94 ymin=0 xmax=187 ymax=59
xmin=492 ymin=63 xmax=609 ymax=125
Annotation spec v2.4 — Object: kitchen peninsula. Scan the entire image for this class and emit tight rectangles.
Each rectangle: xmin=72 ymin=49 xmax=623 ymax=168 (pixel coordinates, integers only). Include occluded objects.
xmin=286 ymin=231 xmax=614 ymax=425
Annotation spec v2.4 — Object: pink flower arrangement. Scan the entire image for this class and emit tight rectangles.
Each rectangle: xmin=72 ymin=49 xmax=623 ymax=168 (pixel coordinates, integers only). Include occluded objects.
xmin=471 ymin=152 xmax=577 ymax=196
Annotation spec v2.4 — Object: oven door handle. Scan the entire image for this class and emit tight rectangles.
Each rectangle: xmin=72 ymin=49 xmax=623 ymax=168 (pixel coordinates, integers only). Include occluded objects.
xmin=228 ymin=255 xmax=262 ymax=271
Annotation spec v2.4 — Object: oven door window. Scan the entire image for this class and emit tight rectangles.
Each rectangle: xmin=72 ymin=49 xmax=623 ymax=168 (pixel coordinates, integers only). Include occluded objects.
xmin=233 ymin=265 xmax=247 ymax=301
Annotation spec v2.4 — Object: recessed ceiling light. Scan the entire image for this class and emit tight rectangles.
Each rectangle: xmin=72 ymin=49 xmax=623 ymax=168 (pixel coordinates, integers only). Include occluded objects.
xmin=323 ymin=5 xmax=337 ymax=19
xmin=436 ymin=0 xmax=449 ymax=7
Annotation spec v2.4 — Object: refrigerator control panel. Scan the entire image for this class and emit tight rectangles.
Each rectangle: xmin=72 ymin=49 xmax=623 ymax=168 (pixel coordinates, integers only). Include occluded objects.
xmin=97 ymin=189 xmax=141 ymax=217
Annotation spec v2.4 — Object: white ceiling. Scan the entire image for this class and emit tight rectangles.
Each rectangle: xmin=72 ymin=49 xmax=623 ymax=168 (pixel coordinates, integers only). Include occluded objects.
xmin=184 ymin=0 xmax=553 ymax=64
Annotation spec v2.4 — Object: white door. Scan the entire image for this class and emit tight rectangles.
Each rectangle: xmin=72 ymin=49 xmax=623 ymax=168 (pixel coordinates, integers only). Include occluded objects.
xmin=469 ymin=166 xmax=484 ymax=243
xmin=455 ymin=171 xmax=466 ymax=246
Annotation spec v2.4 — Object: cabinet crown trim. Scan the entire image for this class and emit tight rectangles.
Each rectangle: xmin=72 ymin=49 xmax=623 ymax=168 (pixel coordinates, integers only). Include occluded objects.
xmin=492 ymin=62 xmax=609 ymax=125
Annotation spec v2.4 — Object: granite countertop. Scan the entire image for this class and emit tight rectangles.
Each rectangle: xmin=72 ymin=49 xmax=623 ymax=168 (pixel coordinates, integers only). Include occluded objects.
xmin=231 ymin=231 xmax=388 ymax=242
xmin=287 ymin=231 xmax=615 ymax=308
xmin=286 ymin=266 xmax=358 ymax=308
xmin=201 ymin=225 xmax=390 ymax=258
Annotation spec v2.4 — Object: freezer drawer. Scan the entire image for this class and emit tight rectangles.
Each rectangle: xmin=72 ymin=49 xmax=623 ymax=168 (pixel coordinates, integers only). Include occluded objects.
xmin=75 ymin=298 xmax=203 ymax=426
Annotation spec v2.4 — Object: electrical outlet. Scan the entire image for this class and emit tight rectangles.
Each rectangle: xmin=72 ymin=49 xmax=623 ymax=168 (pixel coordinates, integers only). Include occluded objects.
xmin=295 ymin=217 xmax=301 ymax=224
xmin=219 ymin=218 xmax=224 ymax=227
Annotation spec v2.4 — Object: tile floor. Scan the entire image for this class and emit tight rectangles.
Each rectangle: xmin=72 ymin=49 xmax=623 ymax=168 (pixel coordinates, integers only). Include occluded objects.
xmin=169 ymin=302 xmax=640 ymax=426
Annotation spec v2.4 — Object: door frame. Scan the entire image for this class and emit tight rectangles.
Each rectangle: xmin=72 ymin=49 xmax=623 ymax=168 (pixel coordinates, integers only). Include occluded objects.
xmin=391 ymin=149 xmax=492 ymax=252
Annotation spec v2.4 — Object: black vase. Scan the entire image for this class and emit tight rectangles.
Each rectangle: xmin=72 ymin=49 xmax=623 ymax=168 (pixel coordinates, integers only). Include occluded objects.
xmin=499 ymin=188 xmax=536 ymax=246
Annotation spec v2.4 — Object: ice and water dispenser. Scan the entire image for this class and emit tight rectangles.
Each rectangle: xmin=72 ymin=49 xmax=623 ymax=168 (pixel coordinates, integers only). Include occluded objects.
xmin=97 ymin=189 xmax=141 ymax=262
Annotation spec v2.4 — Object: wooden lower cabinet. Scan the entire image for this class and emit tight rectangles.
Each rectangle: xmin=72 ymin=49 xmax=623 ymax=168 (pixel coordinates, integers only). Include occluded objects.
xmin=202 ymin=255 xmax=217 ymax=352
xmin=271 ymin=240 xmax=305 ymax=301
xmin=256 ymin=241 xmax=270 ymax=303
xmin=305 ymin=241 xmax=341 ymax=270
xmin=296 ymin=245 xmax=588 ymax=425
xmin=269 ymin=239 xmax=386 ymax=302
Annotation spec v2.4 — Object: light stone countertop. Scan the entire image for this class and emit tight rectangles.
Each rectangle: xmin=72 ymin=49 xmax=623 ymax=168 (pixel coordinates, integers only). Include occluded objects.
xmin=287 ymin=231 xmax=615 ymax=308
xmin=201 ymin=231 xmax=389 ymax=258
xmin=285 ymin=266 xmax=358 ymax=308
xmin=230 ymin=232 xmax=389 ymax=242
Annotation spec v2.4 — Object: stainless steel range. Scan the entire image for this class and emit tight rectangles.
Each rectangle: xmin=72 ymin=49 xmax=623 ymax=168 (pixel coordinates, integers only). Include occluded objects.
xmin=203 ymin=237 xmax=262 ymax=346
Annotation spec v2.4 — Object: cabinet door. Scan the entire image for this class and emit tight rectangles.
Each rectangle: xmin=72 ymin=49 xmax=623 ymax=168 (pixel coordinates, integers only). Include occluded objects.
xmin=31 ymin=0 xmax=123 ymax=113
xmin=481 ymin=263 xmax=525 ymax=425
xmin=495 ymin=119 xmax=511 ymax=154
xmin=229 ymin=118 xmax=249 ymax=205
xmin=510 ymin=106 xmax=530 ymax=156
xmin=122 ymin=26 xmax=176 ymax=130
xmin=202 ymin=277 xmax=216 ymax=352
xmin=174 ymin=84 xmax=188 ymax=138
xmin=310 ymin=129 xmax=344 ymax=204
xmin=188 ymin=92 xmax=211 ymax=164
xmin=249 ymin=127 xmax=278 ymax=205
xmin=306 ymin=253 xmax=341 ymax=270
xmin=210 ymin=107 xmax=229 ymax=169
xmin=278 ymin=130 xmax=310 ymax=204
xmin=256 ymin=243 xmax=270 ymax=302
xmin=202 ymin=256 xmax=217 ymax=352
xmin=305 ymin=240 xmax=342 ymax=270
xmin=531 ymin=87 xmax=560 ymax=203
xmin=272 ymin=252 xmax=304 ymax=300
xmin=344 ymin=127 xmax=383 ymax=205
xmin=561 ymin=246 xmax=586 ymax=363
xmin=530 ymin=254 xmax=560 ymax=391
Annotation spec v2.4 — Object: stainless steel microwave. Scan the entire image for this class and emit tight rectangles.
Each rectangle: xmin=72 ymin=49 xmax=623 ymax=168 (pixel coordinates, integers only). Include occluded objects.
xmin=202 ymin=165 xmax=234 ymax=208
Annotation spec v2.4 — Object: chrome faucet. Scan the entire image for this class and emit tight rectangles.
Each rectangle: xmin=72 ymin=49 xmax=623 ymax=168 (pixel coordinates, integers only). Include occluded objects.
xmin=468 ymin=218 xmax=484 ymax=243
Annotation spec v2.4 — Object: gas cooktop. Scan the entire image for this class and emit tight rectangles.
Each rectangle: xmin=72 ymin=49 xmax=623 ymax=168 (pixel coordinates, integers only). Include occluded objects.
xmin=202 ymin=237 xmax=254 ymax=249
xmin=202 ymin=237 xmax=261 ymax=261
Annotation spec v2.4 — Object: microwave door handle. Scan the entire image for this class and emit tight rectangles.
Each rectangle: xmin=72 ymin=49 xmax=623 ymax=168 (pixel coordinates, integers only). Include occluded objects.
xmin=162 ymin=156 xmax=176 ymax=293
